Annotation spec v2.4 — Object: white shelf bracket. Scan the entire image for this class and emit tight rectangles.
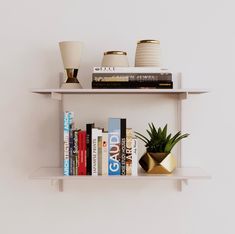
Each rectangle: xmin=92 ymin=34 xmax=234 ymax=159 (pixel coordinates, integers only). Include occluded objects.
xmin=182 ymin=179 xmax=188 ymax=186
xmin=177 ymin=179 xmax=188 ymax=192
xmin=51 ymin=179 xmax=64 ymax=192
xmin=176 ymin=74 xmax=185 ymax=192
xmin=179 ymin=92 xmax=188 ymax=100
xmin=177 ymin=181 xmax=183 ymax=192
xmin=51 ymin=92 xmax=62 ymax=101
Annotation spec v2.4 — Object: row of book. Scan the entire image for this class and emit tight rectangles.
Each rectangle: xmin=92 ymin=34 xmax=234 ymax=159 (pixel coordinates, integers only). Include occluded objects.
xmin=64 ymin=112 xmax=138 ymax=176
xmin=92 ymin=67 xmax=173 ymax=89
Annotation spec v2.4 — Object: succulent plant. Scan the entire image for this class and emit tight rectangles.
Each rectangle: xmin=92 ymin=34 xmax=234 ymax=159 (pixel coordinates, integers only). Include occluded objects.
xmin=135 ymin=123 xmax=189 ymax=153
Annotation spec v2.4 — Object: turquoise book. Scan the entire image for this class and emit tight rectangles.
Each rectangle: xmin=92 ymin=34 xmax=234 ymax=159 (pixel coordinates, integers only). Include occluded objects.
xmin=64 ymin=112 xmax=74 ymax=176
xmin=108 ymin=118 xmax=121 ymax=175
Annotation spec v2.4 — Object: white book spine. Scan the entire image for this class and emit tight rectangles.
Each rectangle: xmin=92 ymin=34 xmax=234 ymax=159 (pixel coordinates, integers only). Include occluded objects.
xmin=101 ymin=132 xmax=108 ymax=176
xmin=92 ymin=129 xmax=102 ymax=176
xmin=93 ymin=67 xmax=169 ymax=73
xmin=132 ymin=138 xmax=138 ymax=176
xmin=126 ymin=128 xmax=132 ymax=176
xmin=92 ymin=129 xmax=98 ymax=176
xmin=98 ymin=134 xmax=102 ymax=176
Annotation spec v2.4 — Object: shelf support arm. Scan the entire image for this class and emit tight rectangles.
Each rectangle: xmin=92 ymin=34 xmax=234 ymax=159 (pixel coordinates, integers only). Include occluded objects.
xmin=51 ymin=92 xmax=62 ymax=101
xmin=179 ymin=92 xmax=188 ymax=100
xmin=51 ymin=179 xmax=64 ymax=192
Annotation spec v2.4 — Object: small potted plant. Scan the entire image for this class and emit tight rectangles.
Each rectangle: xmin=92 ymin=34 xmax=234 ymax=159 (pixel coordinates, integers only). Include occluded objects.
xmin=135 ymin=123 xmax=189 ymax=174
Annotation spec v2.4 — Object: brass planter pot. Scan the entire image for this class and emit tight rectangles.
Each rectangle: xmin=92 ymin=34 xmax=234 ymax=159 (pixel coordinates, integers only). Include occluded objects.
xmin=139 ymin=152 xmax=176 ymax=174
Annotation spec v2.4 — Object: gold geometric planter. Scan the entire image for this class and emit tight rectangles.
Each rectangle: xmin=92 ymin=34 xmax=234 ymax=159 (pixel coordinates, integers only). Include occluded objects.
xmin=139 ymin=152 xmax=177 ymax=174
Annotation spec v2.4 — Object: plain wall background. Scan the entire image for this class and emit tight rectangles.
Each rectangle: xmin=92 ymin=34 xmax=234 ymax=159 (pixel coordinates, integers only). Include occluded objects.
xmin=1 ymin=0 xmax=234 ymax=233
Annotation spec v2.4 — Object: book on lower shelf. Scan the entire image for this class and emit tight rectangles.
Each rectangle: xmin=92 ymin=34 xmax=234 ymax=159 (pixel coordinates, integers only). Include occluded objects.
xmin=86 ymin=123 xmax=95 ymax=175
xmin=63 ymin=111 xmax=74 ymax=176
xmin=92 ymin=128 xmax=102 ymax=176
xmin=126 ymin=128 xmax=132 ymax=175
xmin=78 ymin=131 xmax=86 ymax=175
xmin=101 ymin=132 xmax=108 ymax=176
xmin=63 ymin=112 xmax=138 ymax=176
xmin=72 ymin=130 xmax=79 ymax=175
xmin=108 ymin=118 xmax=121 ymax=176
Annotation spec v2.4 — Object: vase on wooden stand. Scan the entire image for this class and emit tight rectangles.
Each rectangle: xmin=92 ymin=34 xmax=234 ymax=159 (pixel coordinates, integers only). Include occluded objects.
xmin=59 ymin=41 xmax=83 ymax=89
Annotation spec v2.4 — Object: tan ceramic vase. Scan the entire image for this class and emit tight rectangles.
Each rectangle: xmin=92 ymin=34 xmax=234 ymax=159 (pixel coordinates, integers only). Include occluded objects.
xmin=101 ymin=51 xmax=129 ymax=67
xmin=135 ymin=39 xmax=161 ymax=67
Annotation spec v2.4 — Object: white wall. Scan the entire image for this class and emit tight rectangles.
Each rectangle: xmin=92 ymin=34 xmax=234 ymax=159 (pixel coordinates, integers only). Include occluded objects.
xmin=1 ymin=0 xmax=235 ymax=233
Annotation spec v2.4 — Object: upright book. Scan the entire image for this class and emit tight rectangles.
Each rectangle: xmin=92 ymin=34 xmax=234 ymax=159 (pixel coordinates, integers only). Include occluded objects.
xmin=126 ymin=128 xmax=132 ymax=175
xmin=72 ymin=130 xmax=79 ymax=175
xmin=69 ymin=128 xmax=74 ymax=175
xmin=64 ymin=112 xmax=74 ymax=176
xmin=78 ymin=131 xmax=87 ymax=175
xmin=86 ymin=123 xmax=95 ymax=175
xmin=92 ymin=128 xmax=102 ymax=176
xmin=120 ymin=119 xmax=126 ymax=175
xmin=108 ymin=118 xmax=121 ymax=175
xmin=132 ymin=137 xmax=138 ymax=176
xmin=98 ymin=133 xmax=103 ymax=175
xmin=101 ymin=132 xmax=108 ymax=176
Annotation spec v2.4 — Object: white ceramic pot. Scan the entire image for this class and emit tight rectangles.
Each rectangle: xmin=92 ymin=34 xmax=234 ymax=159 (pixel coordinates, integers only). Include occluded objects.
xmin=135 ymin=40 xmax=161 ymax=67
xmin=102 ymin=51 xmax=129 ymax=67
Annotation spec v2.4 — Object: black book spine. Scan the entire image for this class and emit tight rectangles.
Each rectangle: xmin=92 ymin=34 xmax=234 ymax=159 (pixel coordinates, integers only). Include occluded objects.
xmin=120 ymin=119 xmax=126 ymax=175
xmin=157 ymin=81 xmax=173 ymax=89
xmin=73 ymin=130 xmax=79 ymax=176
xmin=92 ymin=81 xmax=173 ymax=89
xmin=86 ymin=123 xmax=95 ymax=175
xmin=92 ymin=73 xmax=172 ymax=82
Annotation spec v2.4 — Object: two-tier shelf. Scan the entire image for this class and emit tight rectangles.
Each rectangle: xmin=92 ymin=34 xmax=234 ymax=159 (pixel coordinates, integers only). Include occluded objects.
xmin=31 ymin=88 xmax=210 ymax=192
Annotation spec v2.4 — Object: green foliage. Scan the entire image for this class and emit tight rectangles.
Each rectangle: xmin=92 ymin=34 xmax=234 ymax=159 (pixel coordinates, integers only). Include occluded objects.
xmin=135 ymin=123 xmax=189 ymax=153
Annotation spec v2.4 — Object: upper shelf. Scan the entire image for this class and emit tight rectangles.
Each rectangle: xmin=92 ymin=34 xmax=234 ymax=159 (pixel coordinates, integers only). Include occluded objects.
xmin=32 ymin=88 xmax=209 ymax=95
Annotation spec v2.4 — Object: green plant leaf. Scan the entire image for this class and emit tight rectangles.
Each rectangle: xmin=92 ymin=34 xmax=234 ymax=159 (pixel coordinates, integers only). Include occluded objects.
xmin=135 ymin=132 xmax=149 ymax=144
xmin=146 ymin=129 xmax=153 ymax=138
xmin=171 ymin=131 xmax=181 ymax=143
xmin=162 ymin=124 xmax=167 ymax=139
xmin=136 ymin=123 xmax=189 ymax=153
xmin=166 ymin=133 xmax=171 ymax=142
xmin=166 ymin=133 xmax=190 ymax=152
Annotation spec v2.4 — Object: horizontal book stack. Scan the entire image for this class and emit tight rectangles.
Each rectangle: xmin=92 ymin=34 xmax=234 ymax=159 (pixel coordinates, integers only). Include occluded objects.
xmin=92 ymin=67 xmax=173 ymax=89
xmin=64 ymin=112 xmax=138 ymax=176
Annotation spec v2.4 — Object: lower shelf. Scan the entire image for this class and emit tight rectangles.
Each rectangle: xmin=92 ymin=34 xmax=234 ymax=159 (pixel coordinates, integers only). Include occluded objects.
xmin=30 ymin=167 xmax=210 ymax=180
xmin=30 ymin=167 xmax=210 ymax=192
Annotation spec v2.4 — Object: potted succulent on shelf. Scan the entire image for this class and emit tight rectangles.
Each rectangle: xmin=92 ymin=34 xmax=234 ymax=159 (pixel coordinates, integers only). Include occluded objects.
xmin=135 ymin=123 xmax=189 ymax=174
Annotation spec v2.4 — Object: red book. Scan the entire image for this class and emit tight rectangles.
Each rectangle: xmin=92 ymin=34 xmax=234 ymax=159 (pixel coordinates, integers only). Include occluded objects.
xmin=83 ymin=131 xmax=87 ymax=174
xmin=78 ymin=131 xmax=82 ymax=175
xmin=78 ymin=131 xmax=86 ymax=175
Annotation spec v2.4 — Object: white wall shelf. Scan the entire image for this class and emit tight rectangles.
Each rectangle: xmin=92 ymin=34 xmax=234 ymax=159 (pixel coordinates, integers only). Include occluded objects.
xmin=32 ymin=88 xmax=208 ymax=95
xmin=30 ymin=167 xmax=210 ymax=192
xmin=31 ymin=88 xmax=208 ymax=101
xmin=31 ymin=84 xmax=210 ymax=192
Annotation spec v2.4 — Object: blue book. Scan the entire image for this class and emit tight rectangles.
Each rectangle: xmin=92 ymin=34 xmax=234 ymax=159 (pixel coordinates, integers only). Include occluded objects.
xmin=108 ymin=118 xmax=121 ymax=175
xmin=64 ymin=112 xmax=74 ymax=176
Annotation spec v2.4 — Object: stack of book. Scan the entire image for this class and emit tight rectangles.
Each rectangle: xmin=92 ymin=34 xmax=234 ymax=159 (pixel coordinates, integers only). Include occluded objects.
xmin=92 ymin=67 xmax=173 ymax=89
xmin=64 ymin=111 xmax=138 ymax=176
